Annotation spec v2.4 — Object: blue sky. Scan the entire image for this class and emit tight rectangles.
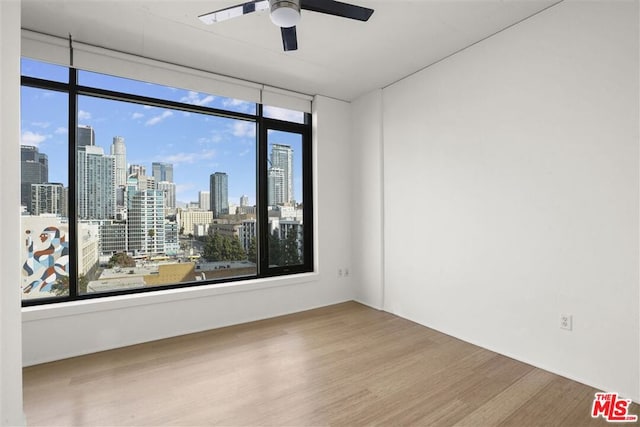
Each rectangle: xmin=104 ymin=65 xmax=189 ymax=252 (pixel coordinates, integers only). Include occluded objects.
xmin=20 ymin=59 xmax=304 ymax=206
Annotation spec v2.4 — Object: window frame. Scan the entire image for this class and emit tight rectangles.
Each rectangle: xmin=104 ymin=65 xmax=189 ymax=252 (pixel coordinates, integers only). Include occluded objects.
xmin=21 ymin=62 xmax=313 ymax=307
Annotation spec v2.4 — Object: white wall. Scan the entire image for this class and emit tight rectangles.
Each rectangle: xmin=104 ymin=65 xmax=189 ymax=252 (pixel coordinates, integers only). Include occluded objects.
xmin=0 ymin=0 xmax=25 ymax=425
xmin=380 ymin=0 xmax=639 ymax=400
xmin=351 ymin=90 xmax=384 ymax=309
xmin=22 ymin=95 xmax=354 ymax=366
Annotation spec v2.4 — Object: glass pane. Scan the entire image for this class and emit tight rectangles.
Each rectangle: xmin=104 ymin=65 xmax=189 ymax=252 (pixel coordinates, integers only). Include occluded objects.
xmin=79 ymin=70 xmax=257 ymax=115
xmin=266 ymin=131 xmax=304 ymax=267
xmin=20 ymin=86 xmax=70 ymax=300
xmin=21 ymin=58 xmax=68 ymax=83
xmin=76 ymin=95 xmax=257 ymax=294
xmin=263 ymin=105 xmax=305 ymax=124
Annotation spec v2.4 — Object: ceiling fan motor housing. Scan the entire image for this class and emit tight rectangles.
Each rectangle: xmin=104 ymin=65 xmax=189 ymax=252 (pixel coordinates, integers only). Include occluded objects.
xmin=269 ymin=0 xmax=301 ymax=27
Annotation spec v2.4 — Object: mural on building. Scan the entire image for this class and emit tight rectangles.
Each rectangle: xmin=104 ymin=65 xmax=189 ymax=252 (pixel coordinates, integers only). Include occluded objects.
xmin=22 ymin=226 xmax=69 ymax=295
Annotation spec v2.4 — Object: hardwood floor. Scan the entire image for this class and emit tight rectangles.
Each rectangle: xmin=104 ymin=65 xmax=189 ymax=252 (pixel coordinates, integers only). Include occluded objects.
xmin=23 ymin=302 xmax=637 ymax=426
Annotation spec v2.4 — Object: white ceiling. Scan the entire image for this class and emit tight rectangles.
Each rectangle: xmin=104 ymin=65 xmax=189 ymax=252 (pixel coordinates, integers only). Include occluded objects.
xmin=21 ymin=0 xmax=561 ymax=101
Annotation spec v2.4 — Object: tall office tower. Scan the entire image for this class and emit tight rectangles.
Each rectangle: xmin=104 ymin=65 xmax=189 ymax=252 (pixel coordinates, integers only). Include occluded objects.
xmin=199 ymin=191 xmax=210 ymax=211
xmin=152 ymin=162 xmax=174 ymax=184
xmin=77 ymin=145 xmax=116 ymax=220
xmin=30 ymin=183 xmax=67 ymax=217
xmin=110 ymin=136 xmax=127 ymax=188
xmin=209 ymin=172 xmax=229 ymax=219
xmin=240 ymin=194 xmax=249 ymax=207
xmin=267 ymin=167 xmax=285 ymax=206
xmin=77 ymin=125 xmax=95 ymax=148
xmin=20 ymin=145 xmax=49 ymax=213
xmin=128 ymin=164 xmax=146 ymax=177
xmin=157 ymin=181 xmax=176 ymax=213
xmin=127 ymin=189 xmax=165 ymax=255
xmin=270 ymin=144 xmax=294 ymax=204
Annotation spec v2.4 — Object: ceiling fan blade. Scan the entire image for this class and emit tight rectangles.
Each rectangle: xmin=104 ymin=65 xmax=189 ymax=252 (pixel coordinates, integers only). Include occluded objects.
xmin=281 ymin=26 xmax=298 ymax=51
xmin=300 ymin=0 xmax=373 ymax=21
xmin=199 ymin=0 xmax=269 ymax=24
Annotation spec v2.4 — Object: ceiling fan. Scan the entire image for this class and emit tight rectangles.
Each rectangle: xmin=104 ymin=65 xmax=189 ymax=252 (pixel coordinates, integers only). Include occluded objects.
xmin=198 ymin=0 xmax=374 ymax=51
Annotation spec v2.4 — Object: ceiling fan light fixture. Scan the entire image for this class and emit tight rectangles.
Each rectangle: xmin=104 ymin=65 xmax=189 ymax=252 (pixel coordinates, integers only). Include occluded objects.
xmin=269 ymin=0 xmax=301 ymax=28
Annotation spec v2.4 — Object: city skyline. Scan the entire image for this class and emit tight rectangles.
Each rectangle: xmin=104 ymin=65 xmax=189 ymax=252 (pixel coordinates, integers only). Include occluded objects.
xmin=20 ymin=59 xmax=304 ymax=206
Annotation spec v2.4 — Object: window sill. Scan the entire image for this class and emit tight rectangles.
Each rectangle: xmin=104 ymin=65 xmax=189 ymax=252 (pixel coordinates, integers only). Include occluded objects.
xmin=22 ymin=272 xmax=320 ymax=322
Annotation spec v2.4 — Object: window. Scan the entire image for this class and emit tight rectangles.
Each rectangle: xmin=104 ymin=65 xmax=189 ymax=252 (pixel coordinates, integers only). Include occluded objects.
xmin=20 ymin=58 xmax=313 ymax=305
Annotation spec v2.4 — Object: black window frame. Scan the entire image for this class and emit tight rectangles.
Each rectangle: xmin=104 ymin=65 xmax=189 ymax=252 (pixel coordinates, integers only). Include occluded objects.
xmin=21 ymin=62 xmax=313 ymax=307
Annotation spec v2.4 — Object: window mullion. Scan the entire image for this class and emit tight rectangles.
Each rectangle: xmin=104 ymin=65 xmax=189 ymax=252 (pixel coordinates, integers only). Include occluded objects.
xmin=68 ymin=67 xmax=79 ymax=299
xmin=257 ymin=106 xmax=269 ymax=276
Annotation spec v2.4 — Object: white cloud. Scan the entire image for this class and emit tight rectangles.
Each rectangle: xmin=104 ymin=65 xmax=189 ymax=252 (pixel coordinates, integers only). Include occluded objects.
xmin=232 ymin=121 xmax=256 ymax=138
xmin=238 ymin=149 xmax=251 ymax=157
xmin=223 ymin=98 xmax=253 ymax=112
xmin=145 ymin=110 xmax=173 ymax=126
xmin=163 ymin=152 xmax=196 ymax=164
xmin=54 ymin=127 xmax=68 ymax=135
xmin=200 ymin=149 xmax=216 ymax=159
xmin=32 ymin=121 xmax=51 ymax=129
xmin=159 ymin=149 xmax=216 ymax=165
xmin=78 ymin=110 xmax=92 ymax=120
xmin=131 ymin=112 xmax=144 ymax=120
xmin=180 ymin=91 xmax=215 ymax=107
xmin=21 ymin=131 xmax=48 ymax=147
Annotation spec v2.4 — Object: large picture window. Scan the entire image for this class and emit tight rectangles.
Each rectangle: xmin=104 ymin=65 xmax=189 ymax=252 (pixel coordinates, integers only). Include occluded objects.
xmin=20 ymin=58 xmax=313 ymax=305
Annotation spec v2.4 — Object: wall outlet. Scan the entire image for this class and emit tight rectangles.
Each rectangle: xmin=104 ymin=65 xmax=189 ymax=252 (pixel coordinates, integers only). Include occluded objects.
xmin=344 ymin=268 xmax=349 ymax=277
xmin=560 ymin=314 xmax=572 ymax=331
xmin=338 ymin=268 xmax=343 ymax=278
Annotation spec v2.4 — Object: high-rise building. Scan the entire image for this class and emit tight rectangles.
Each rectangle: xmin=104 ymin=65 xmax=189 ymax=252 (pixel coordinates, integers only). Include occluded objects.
xmin=128 ymin=164 xmax=146 ymax=177
xmin=152 ymin=162 xmax=173 ymax=183
xmin=20 ymin=145 xmax=49 ymax=212
xmin=77 ymin=125 xmax=95 ymax=148
xmin=240 ymin=195 xmax=249 ymax=207
xmin=157 ymin=181 xmax=176 ymax=214
xmin=209 ymin=172 xmax=229 ymax=218
xmin=128 ymin=189 xmax=165 ymax=255
xmin=110 ymin=136 xmax=127 ymax=188
xmin=267 ymin=167 xmax=285 ymax=207
xmin=199 ymin=191 xmax=210 ymax=211
xmin=269 ymin=144 xmax=294 ymax=204
xmin=30 ymin=183 xmax=67 ymax=217
xmin=77 ymin=145 xmax=116 ymax=220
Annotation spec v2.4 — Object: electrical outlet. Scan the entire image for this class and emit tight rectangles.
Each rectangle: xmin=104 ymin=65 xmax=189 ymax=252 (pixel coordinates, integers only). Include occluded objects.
xmin=338 ymin=268 xmax=343 ymax=278
xmin=560 ymin=314 xmax=572 ymax=331
xmin=344 ymin=268 xmax=349 ymax=277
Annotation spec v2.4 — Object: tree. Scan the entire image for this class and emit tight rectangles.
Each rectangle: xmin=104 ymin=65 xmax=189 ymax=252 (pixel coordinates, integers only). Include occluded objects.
xmin=203 ymin=232 xmax=247 ymax=262
xmin=247 ymin=237 xmax=257 ymax=264
xmin=146 ymin=229 xmax=156 ymax=253
xmin=107 ymin=252 xmax=136 ymax=268
xmin=282 ymin=230 xmax=301 ymax=265
xmin=52 ymin=274 xmax=89 ymax=296
xmin=268 ymin=229 xmax=282 ymax=266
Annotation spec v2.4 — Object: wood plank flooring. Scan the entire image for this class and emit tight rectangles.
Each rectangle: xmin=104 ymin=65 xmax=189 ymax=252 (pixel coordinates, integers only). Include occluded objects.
xmin=23 ymin=302 xmax=638 ymax=426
